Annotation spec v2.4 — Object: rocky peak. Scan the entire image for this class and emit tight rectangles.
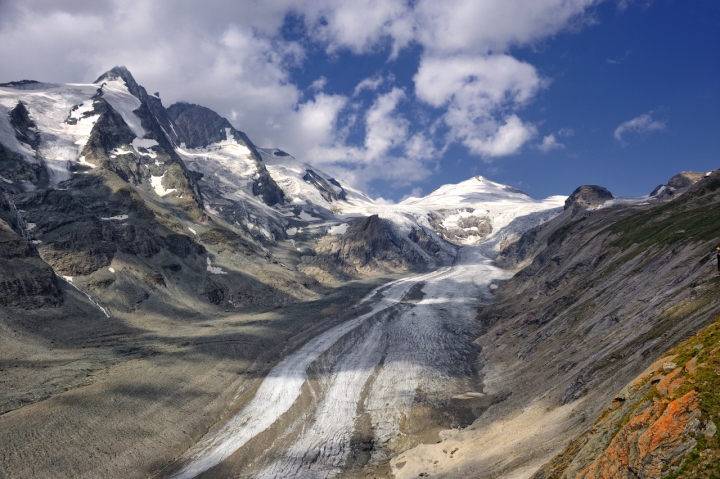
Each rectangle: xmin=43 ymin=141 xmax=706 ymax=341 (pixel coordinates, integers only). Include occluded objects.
xmin=94 ymin=66 xmax=181 ymax=145
xmin=8 ymin=100 xmax=39 ymax=150
xmin=167 ymin=102 xmax=261 ymax=156
xmin=564 ymin=185 xmax=613 ymax=211
xmin=650 ymin=171 xmax=706 ymax=200
xmin=94 ymin=66 xmax=141 ymax=98
xmin=303 ymin=169 xmax=345 ymax=202
xmin=167 ymin=102 xmax=285 ymax=206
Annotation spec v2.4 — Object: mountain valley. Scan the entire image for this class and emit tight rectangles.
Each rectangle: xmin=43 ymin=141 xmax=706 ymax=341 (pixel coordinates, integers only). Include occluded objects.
xmin=0 ymin=68 xmax=718 ymax=479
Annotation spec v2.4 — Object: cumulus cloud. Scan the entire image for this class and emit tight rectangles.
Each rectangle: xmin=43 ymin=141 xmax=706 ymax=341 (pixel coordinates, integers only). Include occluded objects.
xmin=298 ymin=87 xmax=436 ymax=191
xmin=414 ymin=54 xmax=542 ymax=158
xmin=0 ymin=0 xmax=604 ymax=192
xmin=309 ymin=76 xmax=328 ymax=91
xmin=399 ymin=187 xmax=423 ymax=202
xmin=537 ymin=133 xmax=566 ymax=153
xmin=617 ymin=0 xmax=654 ymax=12
xmin=614 ymin=111 xmax=667 ymax=145
xmin=353 ymin=74 xmax=385 ymax=96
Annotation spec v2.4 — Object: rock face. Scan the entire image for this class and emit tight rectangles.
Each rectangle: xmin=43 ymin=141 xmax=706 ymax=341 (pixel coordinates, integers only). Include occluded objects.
xmin=303 ymin=169 xmax=346 ymax=202
xmin=564 ymin=185 xmax=614 ymax=211
xmin=298 ymin=214 xmax=445 ymax=283
xmin=428 ymin=170 xmax=720 ymax=478
xmin=650 ymin=171 xmax=705 ymax=200
xmin=299 ymin=215 xmax=412 ymax=282
xmin=533 ymin=319 xmax=720 ymax=479
xmin=0 ymin=230 xmax=62 ymax=309
xmin=95 ymin=66 xmax=181 ymax=146
xmin=167 ymin=101 xmax=285 ymax=207
xmin=9 ymin=100 xmax=40 ymax=150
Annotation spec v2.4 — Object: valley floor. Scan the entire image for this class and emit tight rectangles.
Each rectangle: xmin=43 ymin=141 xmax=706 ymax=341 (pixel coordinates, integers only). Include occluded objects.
xmin=0 ymin=275 xmax=398 ymax=479
xmin=161 ymin=246 xmax=511 ymax=478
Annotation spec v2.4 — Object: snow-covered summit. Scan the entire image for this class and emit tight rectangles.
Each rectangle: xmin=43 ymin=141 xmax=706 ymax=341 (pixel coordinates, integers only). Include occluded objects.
xmin=0 ymin=66 xmax=566 ymax=258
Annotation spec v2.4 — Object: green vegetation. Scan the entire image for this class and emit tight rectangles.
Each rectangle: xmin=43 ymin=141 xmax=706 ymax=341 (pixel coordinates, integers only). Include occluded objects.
xmin=608 ymin=177 xmax=720 ymax=251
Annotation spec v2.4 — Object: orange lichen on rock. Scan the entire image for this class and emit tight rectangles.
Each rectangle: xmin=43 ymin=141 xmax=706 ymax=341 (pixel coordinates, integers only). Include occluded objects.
xmin=685 ymin=356 xmax=698 ymax=374
xmin=667 ymin=376 xmax=685 ymax=395
xmin=573 ymin=400 xmax=660 ymax=479
xmin=572 ymin=392 xmax=701 ymax=479
xmin=632 ymin=391 xmax=701 ymax=475
xmin=656 ymin=367 xmax=682 ymax=396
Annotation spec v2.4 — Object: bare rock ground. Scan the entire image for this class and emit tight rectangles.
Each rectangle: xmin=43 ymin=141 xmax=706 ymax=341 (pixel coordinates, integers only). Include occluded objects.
xmin=0 ymin=273 xmax=394 ymax=479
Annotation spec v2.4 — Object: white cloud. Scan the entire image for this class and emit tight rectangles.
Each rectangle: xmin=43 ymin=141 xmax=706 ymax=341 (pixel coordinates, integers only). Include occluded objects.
xmin=537 ymin=133 xmax=566 ymax=153
xmin=412 ymin=0 xmax=599 ymax=56
xmin=617 ymin=0 xmax=654 ymax=12
xmin=614 ymin=111 xmax=666 ymax=144
xmin=364 ymin=87 xmax=408 ymax=157
xmin=399 ymin=187 xmax=423 ymax=202
xmin=0 ymin=0 xmax=606 ymax=192
xmin=414 ymin=54 xmax=542 ymax=158
xmin=309 ymin=76 xmax=328 ymax=91
xmin=353 ymin=74 xmax=385 ymax=96
xmin=374 ymin=196 xmax=397 ymax=205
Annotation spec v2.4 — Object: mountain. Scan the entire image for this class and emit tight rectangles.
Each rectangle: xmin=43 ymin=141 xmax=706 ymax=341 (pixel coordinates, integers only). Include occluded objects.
xmin=389 ymin=169 xmax=720 ymax=479
xmin=1 ymin=67 xmax=718 ymax=479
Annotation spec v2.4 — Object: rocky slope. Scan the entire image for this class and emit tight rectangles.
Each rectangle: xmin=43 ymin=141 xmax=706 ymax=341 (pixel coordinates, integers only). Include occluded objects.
xmin=533 ymin=318 xmax=720 ymax=479
xmin=390 ymin=170 xmax=720 ymax=478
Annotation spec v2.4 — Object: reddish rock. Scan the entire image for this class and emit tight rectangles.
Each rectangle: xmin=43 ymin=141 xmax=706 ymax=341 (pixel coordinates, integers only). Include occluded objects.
xmin=656 ymin=368 xmax=682 ymax=396
xmin=572 ymin=391 xmax=701 ymax=479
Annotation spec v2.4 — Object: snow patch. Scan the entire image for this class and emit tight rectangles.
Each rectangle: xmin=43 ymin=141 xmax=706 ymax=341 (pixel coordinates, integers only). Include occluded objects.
xmin=150 ymin=172 xmax=177 ymax=197
xmin=101 ymin=80 xmax=145 ymax=137
xmin=77 ymin=155 xmax=96 ymax=169
xmin=109 ymin=267 xmax=115 ymax=273
xmin=286 ymin=227 xmax=297 ymax=236
xmin=206 ymin=257 xmax=227 ymax=275
xmin=101 ymin=215 xmax=128 ymax=221
xmin=132 ymin=138 xmax=158 ymax=158
xmin=298 ymin=210 xmax=319 ymax=222
xmin=328 ymin=223 xmax=348 ymax=235
xmin=189 ymin=227 xmax=197 ymax=235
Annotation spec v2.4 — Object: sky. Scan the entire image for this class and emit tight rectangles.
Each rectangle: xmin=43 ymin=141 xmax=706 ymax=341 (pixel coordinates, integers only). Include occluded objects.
xmin=0 ymin=0 xmax=718 ymax=201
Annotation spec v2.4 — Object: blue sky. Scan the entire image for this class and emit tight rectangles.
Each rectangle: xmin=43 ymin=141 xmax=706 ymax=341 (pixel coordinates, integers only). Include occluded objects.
xmin=0 ymin=0 xmax=718 ymax=200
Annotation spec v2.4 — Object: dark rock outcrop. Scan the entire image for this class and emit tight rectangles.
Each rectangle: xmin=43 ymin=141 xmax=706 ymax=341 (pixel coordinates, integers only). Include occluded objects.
xmin=0 ymin=220 xmax=62 ymax=309
xmin=9 ymin=100 xmax=40 ymax=150
xmin=564 ymin=185 xmax=614 ymax=211
xmin=95 ymin=66 xmax=181 ymax=145
xmin=0 ymin=142 xmax=44 ymax=187
xmin=167 ymin=102 xmax=285 ymax=207
xmin=650 ymin=171 xmax=705 ymax=200
xmin=303 ymin=169 xmax=345 ymax=202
